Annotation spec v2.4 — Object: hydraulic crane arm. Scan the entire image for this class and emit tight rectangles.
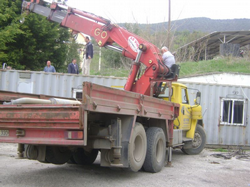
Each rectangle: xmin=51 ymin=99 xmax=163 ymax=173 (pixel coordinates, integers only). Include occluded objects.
xmin=22 ymin=0 xmax=179 ymax=96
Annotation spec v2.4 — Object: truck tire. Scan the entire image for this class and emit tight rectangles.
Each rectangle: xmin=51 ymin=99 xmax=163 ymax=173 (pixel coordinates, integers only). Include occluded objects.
xmin=128 ymin=122 xmax=147 ymax=172
xmin=143 ymin=127 xmax=166 ymax=173
xmin=72 ymin=148 xmax=98 ymax=165
xmin=182 ymin=125 xmax=206 ymax=155
xmin=45 ymin=146 xmax=72 ymax=165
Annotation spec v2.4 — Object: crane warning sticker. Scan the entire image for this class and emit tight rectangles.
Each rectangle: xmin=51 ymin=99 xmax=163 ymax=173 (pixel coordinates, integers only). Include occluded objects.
xmin=128 ymin=36 xmax=139 ymax=53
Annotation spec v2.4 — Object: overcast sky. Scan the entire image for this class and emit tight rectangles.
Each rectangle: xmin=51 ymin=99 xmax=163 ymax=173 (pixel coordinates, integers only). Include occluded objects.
xmin=66 ymin=0 xmax=250 ymax=24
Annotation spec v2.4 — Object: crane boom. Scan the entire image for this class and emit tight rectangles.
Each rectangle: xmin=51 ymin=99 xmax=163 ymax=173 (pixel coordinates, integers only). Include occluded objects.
xmin=22 ymin=0 xmax=179 ymax=96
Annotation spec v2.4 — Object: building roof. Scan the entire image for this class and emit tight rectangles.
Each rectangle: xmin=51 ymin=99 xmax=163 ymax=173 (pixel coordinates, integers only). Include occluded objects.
xmin=179 ymin=72 xmax=250 ymax=87
xmin=177 ymin=31 xmax=250 ymax=61
xmin=179 ymin=72 xmax=250 ymax=79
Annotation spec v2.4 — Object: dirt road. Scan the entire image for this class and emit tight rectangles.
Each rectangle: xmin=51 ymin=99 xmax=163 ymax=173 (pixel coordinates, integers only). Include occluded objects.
xmin=0 ymin=143 xmax=249 ymax=187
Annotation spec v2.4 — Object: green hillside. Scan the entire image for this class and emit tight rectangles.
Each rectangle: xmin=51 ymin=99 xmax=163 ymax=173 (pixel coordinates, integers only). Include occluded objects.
xmin=141 ymin=18 xmax=250 ymax=33
xmin=179 ymin=56 xmax=250 ymax=77
xmin=90 ymin=56 xmax=250 ymax=78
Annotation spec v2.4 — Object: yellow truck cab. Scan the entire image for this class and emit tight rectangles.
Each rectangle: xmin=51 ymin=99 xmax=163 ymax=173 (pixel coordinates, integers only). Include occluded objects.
xmin=159 ymin=82 xmax=206 ymax=155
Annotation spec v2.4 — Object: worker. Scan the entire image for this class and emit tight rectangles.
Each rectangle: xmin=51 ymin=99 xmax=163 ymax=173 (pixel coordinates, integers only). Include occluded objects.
xmin=44 ymin=60 xmax=56 ymax=72
xmin=84 ymin=36 xmax=93 ymax=75
xmin=68 ymin=59 xmax=79 ymax=74
xmin=161 ymin=46 xmax=175 ymax=68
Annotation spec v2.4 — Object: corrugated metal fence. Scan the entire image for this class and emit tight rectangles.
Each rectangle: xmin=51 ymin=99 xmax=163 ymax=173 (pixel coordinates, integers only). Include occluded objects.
xmin=0 ymin=70 xmax=127 ymax=97
xmin=179 ymin=81 xmax=250 ymax=148
xmin=1 ymin=70 xmax=249 ymax=147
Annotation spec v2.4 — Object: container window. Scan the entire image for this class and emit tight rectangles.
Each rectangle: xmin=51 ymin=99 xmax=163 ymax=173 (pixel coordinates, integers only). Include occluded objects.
xmin=76 ymin=92 xmax=82 ymax=100
xmin=220 ymin=98 xmax=245 ymax=125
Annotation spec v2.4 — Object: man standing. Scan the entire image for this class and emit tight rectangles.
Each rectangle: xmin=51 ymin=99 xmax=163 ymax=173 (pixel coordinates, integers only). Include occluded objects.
xmin=84 ymin=36 xmax=93 ymax=75
xmin=68 ymin=59 xmax=79 ymax=74
xmin=161 ymin=46 xmax=175 ymax=68
xmin=44 ymin=60 xmax=56 ymax=72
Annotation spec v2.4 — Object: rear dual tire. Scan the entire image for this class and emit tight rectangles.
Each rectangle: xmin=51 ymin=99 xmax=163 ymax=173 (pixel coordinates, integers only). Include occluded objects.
xmin=143 ymin=127 xmax=166 ymax=173
xmin=45 ymin=146 xmax=72 ymax=164
xmin=45 ymin=146 xmax=98 ymax=165
xmin=72 ymin=148 xmax=98 ymax=165
xmin=128 ymin=123 xmax=166 ymax=173
xmin=128 ymin=122 xmax=147 ymax=172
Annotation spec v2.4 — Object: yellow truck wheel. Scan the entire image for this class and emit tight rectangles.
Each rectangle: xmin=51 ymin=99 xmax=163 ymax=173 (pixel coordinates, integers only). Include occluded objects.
xmin=143 ymin=127 xmax=166 ymax=173
xmin=182 ymin=125 xmax=206 ymax=155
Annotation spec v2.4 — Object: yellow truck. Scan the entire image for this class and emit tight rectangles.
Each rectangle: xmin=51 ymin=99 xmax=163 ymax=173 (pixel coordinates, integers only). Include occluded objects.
xmin=159 ymin=82 xmax=206 ymax=155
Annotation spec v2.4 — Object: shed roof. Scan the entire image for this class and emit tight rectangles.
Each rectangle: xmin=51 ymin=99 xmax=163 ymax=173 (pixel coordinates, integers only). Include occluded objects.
xmin=177 ymin=31 xmax=250 ymax=61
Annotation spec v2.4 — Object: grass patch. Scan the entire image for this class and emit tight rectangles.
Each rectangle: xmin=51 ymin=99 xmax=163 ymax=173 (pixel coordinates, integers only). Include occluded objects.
xmin=89 ymin=55 xmax=129 ymax=77
xmin=179 ymin=56 xmax=250 ymax=77
xmin=213 ymin=148 xmax=228 ymax=152
xmin=91 ymin=68 xmax=129 ymax=77
xmin=89 ymin=55 xmax=250 ymax=77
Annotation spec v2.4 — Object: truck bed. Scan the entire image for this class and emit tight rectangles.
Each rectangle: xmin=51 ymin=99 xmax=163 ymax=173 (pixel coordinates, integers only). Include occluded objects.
xmin=0 ymin=82 xmax=179 ymax=146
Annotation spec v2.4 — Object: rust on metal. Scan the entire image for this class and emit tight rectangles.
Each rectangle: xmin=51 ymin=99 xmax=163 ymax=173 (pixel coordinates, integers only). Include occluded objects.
xmin=79 ymin=106 xmax=84 ymax=129
xmin=0 ymin=104 xmax=82 ymax=145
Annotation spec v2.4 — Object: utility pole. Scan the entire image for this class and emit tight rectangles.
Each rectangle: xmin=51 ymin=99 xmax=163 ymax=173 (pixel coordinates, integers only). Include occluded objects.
xmin=167 ymin=0 xmax=171 ymax=49
xmin=98 ymin=47 xmax=101 ymax=71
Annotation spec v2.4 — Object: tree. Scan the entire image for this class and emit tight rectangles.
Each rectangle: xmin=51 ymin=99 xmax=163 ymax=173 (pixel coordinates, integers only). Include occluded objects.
xmin=65 ymin=40 xmax=81 ymax=73
xmin=11 ymin=12 xmax=71 ymax=71
xmin=49 ymin=28 xmax=70 ymax=72
xmin=0 ymin=0 xmax=23 ymax=68
xmin=102 ymin=47 xmax=123 ymax=69
xmin=100 ymin=23 xmax=139 ymax=70
xmin=0 ymin=0 xmax=78 ymax=72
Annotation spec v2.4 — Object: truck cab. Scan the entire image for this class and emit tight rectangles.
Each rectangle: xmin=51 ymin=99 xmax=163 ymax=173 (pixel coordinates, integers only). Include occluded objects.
xmin=158 ymin=82 xmax=206 ymax=155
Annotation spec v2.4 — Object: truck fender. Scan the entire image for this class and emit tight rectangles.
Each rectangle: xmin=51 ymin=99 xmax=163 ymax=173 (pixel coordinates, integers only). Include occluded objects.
xmin=186 ymin=120 xmax=203 ymax=139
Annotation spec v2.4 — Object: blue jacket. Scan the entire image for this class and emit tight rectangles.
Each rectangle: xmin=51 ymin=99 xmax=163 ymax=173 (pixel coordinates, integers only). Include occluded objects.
xmin=68 ymin=63 xmax=79 ymax=74
xmin=44 ymin=65 xmax=56 ymax=72
xmin=86 ymin=42 xmax=93 ymax=59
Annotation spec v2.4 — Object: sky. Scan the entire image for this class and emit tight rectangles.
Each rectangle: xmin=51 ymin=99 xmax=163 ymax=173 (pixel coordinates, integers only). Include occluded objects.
xmin=65 ymin=0 xmax=250 ymax=24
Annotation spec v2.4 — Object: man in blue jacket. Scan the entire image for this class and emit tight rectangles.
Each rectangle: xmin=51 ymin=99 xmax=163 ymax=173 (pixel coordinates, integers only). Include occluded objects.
xmin=84 ymin=36 xmax=93 ymax=75
xmin=44 ymin=61 xmax=56 ymax=72
xmin=68 ymin=59 xmax=79 ymax=74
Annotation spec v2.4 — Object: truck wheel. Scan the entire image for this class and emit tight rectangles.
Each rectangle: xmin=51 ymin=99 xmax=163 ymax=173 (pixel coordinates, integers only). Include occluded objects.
xmin=128 ymin=122 xmax=147 ymax=172
xmin=143 ymin=127 xmax=166 ymax=173
xmin=45 ymin=146 xmax=72 ymax=165
xmin=72 ymin=148 xmax=98 ymax=165
xmin=182 ymin=125 xmax=206 ymax=155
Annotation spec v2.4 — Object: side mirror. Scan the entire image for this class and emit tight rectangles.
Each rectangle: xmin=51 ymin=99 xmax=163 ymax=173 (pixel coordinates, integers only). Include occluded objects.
xmin=195 ymin=91 xmax=201 ymax=105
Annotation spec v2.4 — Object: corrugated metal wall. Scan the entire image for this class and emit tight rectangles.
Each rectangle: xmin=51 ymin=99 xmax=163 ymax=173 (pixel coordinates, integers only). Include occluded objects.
xmin=0 ymin=70 xmax=127 ymax=97
xmin=1 ymin=70 xmax=249 ymax=147
xmin=179 ymin=81 xmax=250 ymax=147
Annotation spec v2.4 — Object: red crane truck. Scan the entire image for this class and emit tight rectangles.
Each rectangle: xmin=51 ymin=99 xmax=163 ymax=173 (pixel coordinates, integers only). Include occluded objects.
xmin=0 ymin=0 xmax=204 ymax=173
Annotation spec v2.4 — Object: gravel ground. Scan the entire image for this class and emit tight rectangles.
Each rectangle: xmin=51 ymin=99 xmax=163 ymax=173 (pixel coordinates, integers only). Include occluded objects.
xmin=0 ymin=143 xmax=250 ymax=187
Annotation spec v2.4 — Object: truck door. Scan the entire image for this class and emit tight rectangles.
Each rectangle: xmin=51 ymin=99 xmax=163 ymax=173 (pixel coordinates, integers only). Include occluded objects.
xmin=178 ymin=88 xmax=192 ymax=130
